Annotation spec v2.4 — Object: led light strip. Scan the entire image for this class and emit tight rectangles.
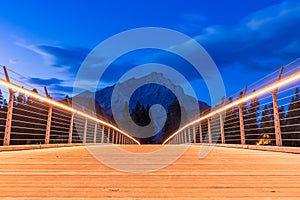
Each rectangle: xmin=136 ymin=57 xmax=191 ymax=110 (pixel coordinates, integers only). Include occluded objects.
xmin=0 ymin=78 xmax=141 ymax=145
xmin=162 ymin=70 xmax=300 ymax=145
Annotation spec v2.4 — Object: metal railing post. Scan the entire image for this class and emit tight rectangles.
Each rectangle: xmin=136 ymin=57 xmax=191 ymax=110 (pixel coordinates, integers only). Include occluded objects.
xmin=3 ymin=66 xmax=14 ymax=146
xmin=239 ymin=87 xmax=247 ymax=145
xmin=220 ymin=114 xmax=225 ymax=144
xmin=68 ymin=113 xmax=74 ymax=144
xmin=106 ymin=127 xmax=110 ymax=143
xmin=120 ymin=134 xmax=123 ymax=144
xmin=83 ymin=119 xmax=87 ymax=144
xmin=44 ymin=87 xmax=52 ymax=145
xmin=208 ymin=118 xmax=212 ymax=144
xmin=193 ymin=125 xmax=196 ymax=144
xmin=93 ymin=123 xmax=97 ymax=143
xmin=3 ymin=91 xmax=14 ymax=146
xmin=66 ymin=98 xmax=73 ymax=144
xmin=116 ymin=132 xmax=119 ymax=144
xmin=112 ymin=129 xmax=115 ymax=144
xmin=188 ymin=127 xmax=191 ymax=143
xmin=238 ymin=105 xmax=246 ymax=145
xmin=272 ymin=93 xmax=282 ymax=146
xmin=199 ymin=122 xmax=203 ymax=144
xmin=174 ymin=135 xmax=177 ymax=144
xmin=101 ymin=125 xmax=105 ymax=143
xmin=273 ymin=67 xmax=284 ymax=146
xmin=45 ymin=105 xmax=53 ymax=144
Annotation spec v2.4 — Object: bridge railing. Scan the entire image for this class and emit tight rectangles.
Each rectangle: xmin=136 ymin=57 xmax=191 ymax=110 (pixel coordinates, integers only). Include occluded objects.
xmin=0 ymin=66 xmax=140 ymax=146
xmin=163 ymin=59 xmax=300 ymax=147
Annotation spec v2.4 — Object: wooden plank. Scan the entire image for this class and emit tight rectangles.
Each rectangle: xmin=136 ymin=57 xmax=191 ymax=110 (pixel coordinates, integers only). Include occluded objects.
xmin=0 ymin=145 xmax=299 ymax=199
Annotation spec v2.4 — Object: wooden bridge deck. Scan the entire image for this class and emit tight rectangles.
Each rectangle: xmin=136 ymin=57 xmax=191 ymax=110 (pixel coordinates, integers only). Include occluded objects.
xmin=0 ymin=145 xmax=299 ymax=199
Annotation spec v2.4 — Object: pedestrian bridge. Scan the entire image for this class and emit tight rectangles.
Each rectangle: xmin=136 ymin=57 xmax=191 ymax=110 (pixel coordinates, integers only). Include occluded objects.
xmin=0 ymin=144 xmax=299 ymax=199
xmin=0 ymin=60 xmax=300 ymax=199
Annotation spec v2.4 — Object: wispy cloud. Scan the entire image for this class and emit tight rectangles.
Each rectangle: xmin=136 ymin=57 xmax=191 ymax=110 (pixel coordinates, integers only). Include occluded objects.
xmin=29 ymin=77 xmax=64 ymax=86
xmin=13 ymin=0 xmax=300 ymax=98
xmin=37 ymin=45 xmax=90 ymax=72
xmin=176 ymin=13 xmax=207 ymax=33
xmin=28 ymin=77 xmax=77 ymax=99
xmin=15 ymin=42 xmax=91 ymax=75
xmin=9 ymin=59 xmax=18 ymax=64
xmin=194 ymin=0 xmax=300 ymax=71
xmin=17 ymin=1 xmax=300 ymax=80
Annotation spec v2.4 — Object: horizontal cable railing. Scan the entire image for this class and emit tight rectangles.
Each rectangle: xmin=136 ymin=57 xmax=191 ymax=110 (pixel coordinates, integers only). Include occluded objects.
xmin=163 ymin=58 xmax=300 ymax=147
xmin=0 ymin=65 xmax=140 ymax=146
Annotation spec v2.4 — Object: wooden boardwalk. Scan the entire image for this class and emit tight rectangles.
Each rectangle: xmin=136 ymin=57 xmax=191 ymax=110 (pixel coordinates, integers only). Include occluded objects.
xmin=0 ymin=145 xmax=299 ymax=199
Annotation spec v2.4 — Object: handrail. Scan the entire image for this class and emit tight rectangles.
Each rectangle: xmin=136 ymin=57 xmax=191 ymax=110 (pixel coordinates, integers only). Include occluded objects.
xmin=162 ymin=67 xmax=300 ymax=145
xmin=0 ymin=77 xmax=141 ymax=145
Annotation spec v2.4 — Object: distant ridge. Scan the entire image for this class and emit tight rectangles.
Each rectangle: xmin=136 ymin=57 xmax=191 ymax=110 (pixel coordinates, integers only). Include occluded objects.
xmin=73 ymin=72 xmax=210 ymax=143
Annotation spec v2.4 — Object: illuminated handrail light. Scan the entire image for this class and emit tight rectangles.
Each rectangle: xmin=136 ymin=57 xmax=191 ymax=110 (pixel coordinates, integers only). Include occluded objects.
xmin=0 ymin=78 xmax=141 ymax=145
xmin=162 ymin=70 xmax=300 ymax=145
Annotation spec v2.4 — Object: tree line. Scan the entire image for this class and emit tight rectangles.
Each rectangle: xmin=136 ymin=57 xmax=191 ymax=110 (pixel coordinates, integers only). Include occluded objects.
xmin=223 ymin=87 xmax=300 ymax=146
xmin=129 ymin=98 xmax=187 ymax=144
xmin=129 ymin=87 xmax=300 ymax=146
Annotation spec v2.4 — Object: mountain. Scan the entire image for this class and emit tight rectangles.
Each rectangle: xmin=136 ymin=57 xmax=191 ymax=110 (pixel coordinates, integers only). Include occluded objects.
xmin=74 ymin=72 xmax=209 ymax=117
xmin=72 ymin=72 xmax=210 ymax=143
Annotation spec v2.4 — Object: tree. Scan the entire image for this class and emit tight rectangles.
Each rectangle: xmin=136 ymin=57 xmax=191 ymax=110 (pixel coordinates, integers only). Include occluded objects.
xmin=260 ymin=104 xmax=275 ymax=145
xmin=224 ymin=97 xmax=241 ymax=144
xmin=130 ymin=101 xmax=155 ymax=144
xmin=27 ymin=88 xmax=38 ymax=105
xmin=0 ymin=89 xmax=3 ymax=109
xmin=284 ymin=88 xmax=300 ymax=146
xmin=0 ymin=89 xmax=6 ymax=145
xmin=147 ymin=108 xmax=156 ymax=144
xmin=162 ymin=98 xmax=181 ymax=143
xmin=244 ymin=90 xmax=260 ymax=144
xmin=17 ymin=92 xmax=26 ymax=105
xmin=13 ymin=95 xmax=17 ymax=106
xmin=131 ymin=101 xmax=141 ymax=126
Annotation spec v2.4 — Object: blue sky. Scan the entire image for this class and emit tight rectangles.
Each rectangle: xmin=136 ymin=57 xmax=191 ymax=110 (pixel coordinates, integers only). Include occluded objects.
xmin=0 ymin=0 xmax=299 ymax=104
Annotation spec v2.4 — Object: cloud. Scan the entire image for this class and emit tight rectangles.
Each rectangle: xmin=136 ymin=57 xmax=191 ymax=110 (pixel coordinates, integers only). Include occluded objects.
xmin=14 ymin=0 xmax=300 ymax=97
xmin=9 ymin=59 xmax=18 ymax=64
xmin=194 ymin=0 xmax=300 ymax=71
xmin=29 ymin=77 xmax=64 ymax=86
xmin=107 ymin=0 xmax=300 ymax=83
xmin=74 ymin=0 xmax=300 ymax=88
xmin=16 ymin=42 xmax=91 ymax=75
xmin=50 ymin=84 xmax=74 ymax=94
xmin=36 ymin=45 xmax=90 ymax=72
xmin=28 ymin=78 xmax=75 ymax=99
xmin=176 ymin=13 xmax=207 ymax=33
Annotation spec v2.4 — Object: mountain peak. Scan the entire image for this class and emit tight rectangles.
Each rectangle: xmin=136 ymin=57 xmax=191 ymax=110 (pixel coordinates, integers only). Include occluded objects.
xmin=74 ymin=72 xmax=209 ymax=119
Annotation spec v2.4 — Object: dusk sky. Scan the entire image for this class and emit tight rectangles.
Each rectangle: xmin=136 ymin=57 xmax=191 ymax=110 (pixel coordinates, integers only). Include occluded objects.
xmin=0 ymin=0 xmax=299 ymax=104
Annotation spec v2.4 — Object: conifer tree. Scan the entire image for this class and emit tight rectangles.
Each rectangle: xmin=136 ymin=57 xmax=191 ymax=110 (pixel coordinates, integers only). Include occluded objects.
xmin=244 ymin=90 xmax=260 ymax=144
